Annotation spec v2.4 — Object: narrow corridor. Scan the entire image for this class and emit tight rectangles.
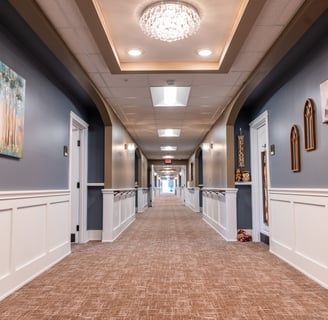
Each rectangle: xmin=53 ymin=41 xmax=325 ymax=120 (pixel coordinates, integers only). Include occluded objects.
xmin=1 ymin=194 xmax=328 ymax=319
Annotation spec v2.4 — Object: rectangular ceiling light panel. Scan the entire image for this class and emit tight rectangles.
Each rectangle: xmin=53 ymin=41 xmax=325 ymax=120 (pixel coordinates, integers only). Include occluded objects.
xmin=160 ymin=146 xmax=177 ymax=151
xmin=158 ymin=129 xmax=181 ymax=137
xmin=151 ymin=87 xmax=191 ymax=107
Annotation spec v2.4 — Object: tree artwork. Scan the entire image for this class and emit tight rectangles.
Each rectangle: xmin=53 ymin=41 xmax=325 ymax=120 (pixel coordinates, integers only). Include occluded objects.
xmin=0 ymin=61 xmax=25 ymax=158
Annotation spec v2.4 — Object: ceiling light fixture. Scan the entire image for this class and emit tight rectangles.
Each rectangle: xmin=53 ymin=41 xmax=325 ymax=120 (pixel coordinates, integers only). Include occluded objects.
xmin=158 ymin=129 xmax=181 ymax=137
xmin=139 ymin=1 xmax=201 ymax=42
xmin=151 ymin=87 xmax=190 ymax=107
xmin=160 ymin=146 xmax=177 ymax=151
xmin=128 ymin=49 xmax=142 ymax=56
xmin=198 ymin=49 xmax=212 ymax=57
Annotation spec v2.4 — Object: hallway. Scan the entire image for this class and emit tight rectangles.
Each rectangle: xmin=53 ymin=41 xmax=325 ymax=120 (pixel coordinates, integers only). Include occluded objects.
xmin=1 ymin=194 xmax=328 ymax=319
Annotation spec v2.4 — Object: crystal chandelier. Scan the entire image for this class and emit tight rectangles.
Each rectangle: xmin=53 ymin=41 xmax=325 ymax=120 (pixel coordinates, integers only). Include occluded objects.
xmin=139 ymin=1 xmax=201 ymax=42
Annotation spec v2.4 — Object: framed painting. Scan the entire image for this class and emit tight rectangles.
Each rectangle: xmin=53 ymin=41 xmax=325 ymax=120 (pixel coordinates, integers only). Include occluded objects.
xmin=303 ymin=98 xmax=316 ymax=151
xmin=0 ymin=61 xmax=25 ymax=158
xmin=320 ymin=79 xmax=328 ymax=123
xmin=290 ymin=125 xmax=300 ymax=172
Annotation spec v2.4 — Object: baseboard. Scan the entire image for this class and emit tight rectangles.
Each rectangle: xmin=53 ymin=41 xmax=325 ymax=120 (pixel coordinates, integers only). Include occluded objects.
xmin=87 ymin=230 xmax=102 ymax=241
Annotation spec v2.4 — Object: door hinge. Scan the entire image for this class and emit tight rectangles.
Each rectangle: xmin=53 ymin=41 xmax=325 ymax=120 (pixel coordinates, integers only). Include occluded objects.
xmin=76 ymin=225 xmax=79 ymax=232
xmin=70 ymin=233 xmax=75 ymax=243
xmin=77 ymin=182 xmax=80 ymax=189
xmin=77 ymin=140 xmax=80 ymax=147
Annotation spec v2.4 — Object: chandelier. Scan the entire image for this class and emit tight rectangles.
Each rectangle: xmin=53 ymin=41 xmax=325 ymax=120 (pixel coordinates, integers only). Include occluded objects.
xmin=139 ymin=1 xmax=201 ymax=42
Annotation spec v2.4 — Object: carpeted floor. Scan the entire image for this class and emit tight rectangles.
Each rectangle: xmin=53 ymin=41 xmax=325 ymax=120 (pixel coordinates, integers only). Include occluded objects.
xmin=1 ymin=194 xmax=328 ymax=319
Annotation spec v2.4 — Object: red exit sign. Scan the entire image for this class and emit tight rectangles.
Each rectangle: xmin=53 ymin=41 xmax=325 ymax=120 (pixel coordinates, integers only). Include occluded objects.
xmin=164 ymin=159 xmax=172 ymax=164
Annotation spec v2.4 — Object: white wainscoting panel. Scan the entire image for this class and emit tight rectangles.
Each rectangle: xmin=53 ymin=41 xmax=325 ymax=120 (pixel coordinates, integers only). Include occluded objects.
xmin=137 ymin=188 xmax=148 ymax=213
xmin=102 ymin=189 xmax=136 ymax=242
xmin=14 ymin=204 xmax=47 ymax=271
xmin=202 ymin=188 xmax=238 ymax=241
xmin=0 ymin=209 xmax=12 ymax=280
xmin=48 ymin=201 xmax=70 ymax=252
xmin=0 ymin=190 xmax=70 ymax=300
xmin=87 ymin=230 xmax=102 ymax=241
xmin=185 ymin=188 xmax=200 ymax=212
xmin=269 ymin=188 xmax=328 ymax=288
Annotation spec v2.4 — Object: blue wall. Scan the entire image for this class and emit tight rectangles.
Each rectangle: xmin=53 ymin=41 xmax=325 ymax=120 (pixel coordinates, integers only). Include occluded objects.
xmin=235 ymin=10 xmax=328 ymax=228
xmin=0 ymin=2 xmax=105 ymax=230
xmin=250 ymin=13 xmax=328 ymax=188
xmin=0 ymin=28 xmax=85 ymax=190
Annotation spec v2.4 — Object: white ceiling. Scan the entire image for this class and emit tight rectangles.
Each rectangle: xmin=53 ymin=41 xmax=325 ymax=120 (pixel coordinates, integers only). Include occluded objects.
xmin=35 ymin=0 xmax=304 ymax=160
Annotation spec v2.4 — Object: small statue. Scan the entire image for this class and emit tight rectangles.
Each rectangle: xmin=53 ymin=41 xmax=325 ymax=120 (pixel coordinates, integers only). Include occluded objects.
xmin=242 ymin=171 xmax=250 ymax=182
xmin=235 ymin=168 xmax=242 ymax=182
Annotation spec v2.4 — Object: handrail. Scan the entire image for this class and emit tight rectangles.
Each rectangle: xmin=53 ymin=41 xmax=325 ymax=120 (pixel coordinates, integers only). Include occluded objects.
xmin=109 ymin=188 xmax=137 ymax=197
xmin=203 ymin=188 xmax=226 ymax=197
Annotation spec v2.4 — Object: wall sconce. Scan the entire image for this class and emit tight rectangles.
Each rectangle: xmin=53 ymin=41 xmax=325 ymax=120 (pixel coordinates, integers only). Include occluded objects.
xmin=124 ymin=143 xmax=136 ymax=151
xmin=202 ymin=143 xmax=213 ymax=151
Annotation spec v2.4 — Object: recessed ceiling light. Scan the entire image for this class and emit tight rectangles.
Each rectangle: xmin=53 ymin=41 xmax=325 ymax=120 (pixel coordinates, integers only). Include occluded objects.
xmin=151 ymin=87 xmax=190 ymax=107
xmin=198 ymin=49 xmax=212 ymax=57
xmin=128 ymin=49 xmax=142 ymax=57
xmin=162 ymin=155 xmax=175 ymax=159
xmin=158 ymin=129 xmax=181 ymax=137
xmin=160 ymin=146 xmax=177 ymax=151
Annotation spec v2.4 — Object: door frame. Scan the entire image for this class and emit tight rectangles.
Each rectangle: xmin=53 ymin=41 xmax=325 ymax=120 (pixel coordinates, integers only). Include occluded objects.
xmin=69 ymin=111 xmax=88 ymax=243
xmin=250 ymin=111 xmax=270 ymax=242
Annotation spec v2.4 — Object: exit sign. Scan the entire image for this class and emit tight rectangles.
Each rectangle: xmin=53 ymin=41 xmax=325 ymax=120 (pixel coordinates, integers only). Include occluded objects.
xmin=164 ymin=159 xmax=172 ymax=164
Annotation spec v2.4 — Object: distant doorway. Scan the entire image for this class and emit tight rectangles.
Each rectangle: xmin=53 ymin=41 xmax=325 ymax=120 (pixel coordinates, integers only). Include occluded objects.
xmin=161 ymin=178 xmax=175 ymax=193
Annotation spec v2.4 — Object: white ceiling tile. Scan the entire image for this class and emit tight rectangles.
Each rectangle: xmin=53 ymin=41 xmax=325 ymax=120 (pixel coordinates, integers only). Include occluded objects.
xmin=36 ymin=0 xmax=71 ymax=28
xmin=99 ymin=88 xmax=113 ymax=98
xmin=89 ymin=73 xmax=107 ymax=88
xmin=56 ymin=0 xmax=88 ymax=28
xmin=109 ymin=87 xmax=150 ymax=98
xmin=191 ymin=72 xmax=241 ymax=86
xmin=148 ymin=74 xmax=193 ymax=86
xmin=256 ymin=0 xmax=305 ymax=26
xmin=234 ymin=72 xmax=251 ymax=87
xmin=76 ymin=54 xmax=98 ymax=73
xmin=231 ymin=52 xmax=264 ymax=72
xmin=88 ymin=54 xmax=110 ymax=73
xmin=276 ymin=0 xmax=304 ymax=25
xmin=241 ymin=26 xmax=284 ymax=53
xmin=102 ymin=74 xmax=149 ymax=87
xmin=190 ymin=86 xmax=233 ymax=98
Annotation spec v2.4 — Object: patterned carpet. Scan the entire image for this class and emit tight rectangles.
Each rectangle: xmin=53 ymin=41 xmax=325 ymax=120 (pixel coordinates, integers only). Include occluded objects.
xmin=1 ymin=194 xmax=328 ymax=319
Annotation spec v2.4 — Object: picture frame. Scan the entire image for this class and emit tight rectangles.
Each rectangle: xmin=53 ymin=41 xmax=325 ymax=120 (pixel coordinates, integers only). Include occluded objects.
xmin=0 ymin=61 xmax=26 ymax=158
xmin=290 ymin=125 xmax=300 ymax=172
xmin=319 ymin=79 xmax=328 ymax=123
xmin=303 ymin=98 xmax=316 ymax=151
xmin=237 ymin=128 xmax=245 ymax=168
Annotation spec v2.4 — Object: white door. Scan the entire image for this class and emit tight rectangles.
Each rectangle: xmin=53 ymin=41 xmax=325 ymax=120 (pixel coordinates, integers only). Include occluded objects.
xmin=71 ymin=127 xmax=81 ymax=243
xmin=256 ymin=125 xmax=269 ymax=236
xmin=250 ymin=111 xmax=270 ymax=242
